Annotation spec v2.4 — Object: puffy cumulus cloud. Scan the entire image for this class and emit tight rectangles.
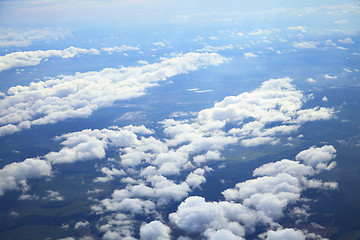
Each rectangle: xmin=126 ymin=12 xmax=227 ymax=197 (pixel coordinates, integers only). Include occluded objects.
xmin=0 ymin=47 xmax=100 ymax=72
xmin=45 ymin=126 xmax=148 ymax=164
xmin=296 ymin=107 xmax=334 ymax=123
xmin=0 ymin=28 xmax=69 ymax=48
xmin=223 ymin=173 xmax=301 ymax=219
xmin=292 ymin=41 xmax=319 ymax=49
xmin=101 ymin=45 xmax=140 ymax=54
xmin=99 ymin=196 xmax=156 ymax=215
xmin=94 ymin=167 xmax=126 ymax=183
xmin=97 ymin=213 xmax=137 ymax=239
xmin=204 ymin=229 xmax=244 ymax=240
xmin=0 ymin=158 xmax=51 ymax=195
xmin=253 ymin=159 xmax=315 ymax=178
xmin=171 ymin=146 xmax=337 ymax=239
xmin=0 ymin=52 xmax=227 ymax=137
xmin=295 ymin=145 xmax=336 ymax=169
xmin=197 ymin=77 xmax=333 ymax=146
xmin=185 ymin=168 xmax=206 ymax=188
xmin=95 ymin=175 xmax=191 ymax=213
xmin=169 ymin=196 xmax=267 ymax=238
xmin=264 ymin=228 xmax=306 ymax=240
xmin=140 ymin=221 xmax=170 ymax=240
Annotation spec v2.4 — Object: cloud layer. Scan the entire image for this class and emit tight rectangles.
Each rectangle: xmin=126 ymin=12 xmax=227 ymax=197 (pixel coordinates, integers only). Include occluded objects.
xmin=0 ymin=52 xmax=227 ymax=137
xmin=0 ymin=47 xmax=100 ymax=72
xmin=0 ymin=28 xmax=69 ymax=48
xmin=0 ymin=76 xmax=337 ymax=239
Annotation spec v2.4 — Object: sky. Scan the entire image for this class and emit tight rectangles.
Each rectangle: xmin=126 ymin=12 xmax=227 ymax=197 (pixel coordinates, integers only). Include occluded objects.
xmin=0 ymin=0 xmax=360 ymax=240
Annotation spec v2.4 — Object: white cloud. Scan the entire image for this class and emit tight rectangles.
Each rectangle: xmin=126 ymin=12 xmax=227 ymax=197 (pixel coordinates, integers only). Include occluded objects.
xmin=153 ymin=40 xmax=170 ymax=48
xmin=0 ymin=158 xmax=51 ymax=195
xmin=249 ymin=29 xmax=272 ymax=35
xmin=334 ymin=19 xmax=349 ymax=24
xmin=0 ymin=28 xmax=69 ymax=48
xmin=287 ymin=26 xmax=306 ymax=31
xmin=0 ymin=52 xmax=227 ymax=137
xmin=43 ymin=190 xmax=64 ymax=201
xmin=101 ymin=45 xmax=140 ymax=54
xmin=171 ymin=145 xmax=337 ymax=239
xmin=204 ymin=229 xmax=244 ymax=240
xmin=324 ymin=74 xmax=337 ymax=79
xmin=75 ymin=221 xmax=89 ymax=230
xmin=306 ymin=78 xmax=316 ymax=83
xmin=295 ymin=145 xmax=336 ymax=169
xmin=0 ymin=47 xmax=100 ymax=72
xmin=169 ymin=196 xmax=255 ymax=237
xmin=322 ymin=96 xmax=328 ymax=102
xmin=253 ymin=159 xmax=315 ymax=178
xmin=199 ymin=44 xmax=234 ymax=52
xmin=45 ymin=126 xmax=149 ymax=164
xmin=324 ymin=39 xmax=336 ymax=46
xmin=265 ymin=228 xmax=306 ymax=240
xmin=185 ymin=168 xmax=206 ymax=188
xmin=140 ymin=221 xmax=170 ymax=240
xmin=94 ymin=167 xmax=126 ymax=183
xmin=338 ymin=37 xmax=354 ymax=44
xmin=244 ymin=52 xmax=258 ymax=58
xmin=292 ymin=41 xmax=318 ymax=49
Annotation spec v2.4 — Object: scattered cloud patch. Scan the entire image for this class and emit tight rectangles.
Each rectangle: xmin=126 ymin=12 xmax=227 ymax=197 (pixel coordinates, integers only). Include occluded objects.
xmin=74 ymin=221 xmax=89 ymax=230
xmin=292 ymin=41 xmax=318 ymax=49
xmin=43 ymin=190 xmax=64 ymax=201
xmin=287 ymin=26 xmax=306 ymax=32
xmin=334 ymin=19 xmax=349 ymax=24
xmin=338 ymin=37 xmax=354 ymax=44
xmin=199 ymin=44 xmax=234 ymax=52
xmin=187 ymin=88 xmax=214 ymax=93
xmin=324 ymin=74 xmax=338 ymax=79
xmin=306 ymin=78 xmax=316 ymax=83
xmin=101 ymin=45 xmax=140 ymax=54
xmin=244 ymin=52 xmax=258 ymax=58
xmin=249 ymin=29 xmax=272 ymax=35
